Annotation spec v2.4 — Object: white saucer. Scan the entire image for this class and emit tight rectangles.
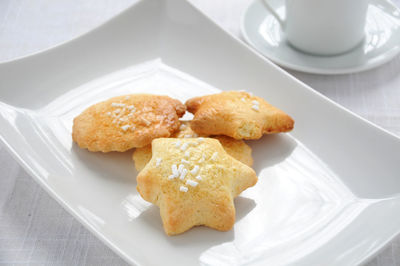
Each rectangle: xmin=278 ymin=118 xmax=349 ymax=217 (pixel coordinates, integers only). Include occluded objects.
xmin=241 ymin=0 xmax=400 ymax=74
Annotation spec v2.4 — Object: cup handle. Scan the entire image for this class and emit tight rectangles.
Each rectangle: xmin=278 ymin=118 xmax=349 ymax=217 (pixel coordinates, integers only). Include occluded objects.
xmin=261 ymin=0 xmax=285 ymax=29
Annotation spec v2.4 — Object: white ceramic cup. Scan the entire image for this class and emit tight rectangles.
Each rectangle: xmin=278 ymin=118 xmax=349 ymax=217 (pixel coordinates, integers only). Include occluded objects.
xmin=262 ymin=0 xmax=369 ymax=55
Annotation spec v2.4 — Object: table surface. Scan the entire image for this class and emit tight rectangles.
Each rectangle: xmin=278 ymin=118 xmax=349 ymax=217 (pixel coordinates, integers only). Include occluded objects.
xmin=0 ymin=0 xmax=399 ymax=265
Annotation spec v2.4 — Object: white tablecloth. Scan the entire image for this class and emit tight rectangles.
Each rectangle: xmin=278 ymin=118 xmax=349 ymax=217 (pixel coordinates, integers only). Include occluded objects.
xmin=1 ymin=0 xmax=399 ymax=265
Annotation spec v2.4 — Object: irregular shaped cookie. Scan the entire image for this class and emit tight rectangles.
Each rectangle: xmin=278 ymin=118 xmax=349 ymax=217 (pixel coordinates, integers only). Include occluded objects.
xmin=132 ymin=121 xmax=253 ymax=171
xmin=213 ymin=135 xmax=253 ymax=167
xmin=186 ymin=91 xmax=294 ymax=140
xmin=137 ymin=138 xmax=257 ymax=235
xmin=133 ymin=145 xmax=153 ymax=171
xmin=133 ymin=121 xmax=197 ymax=171
xmin=170 ymin=121 xmax=200 ymax=138
xmin=72 ymin=94 xmax=186 ymax=152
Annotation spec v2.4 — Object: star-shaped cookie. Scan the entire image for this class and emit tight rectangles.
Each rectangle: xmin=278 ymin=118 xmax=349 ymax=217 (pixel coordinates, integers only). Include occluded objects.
xmin=186 ymin=91 xmax=294 ymax=140
xmin=136 ymin=138 xmax=257 ymax=235
xmin=132 ymin=121 xmax=253 ymax=171
xmin=72 ymin=94 xmax=186 ymax=152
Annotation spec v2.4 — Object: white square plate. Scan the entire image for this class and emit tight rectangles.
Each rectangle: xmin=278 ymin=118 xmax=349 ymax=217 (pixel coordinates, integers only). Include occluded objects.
xmin=1 ymin=0 xmax=400 ymax=265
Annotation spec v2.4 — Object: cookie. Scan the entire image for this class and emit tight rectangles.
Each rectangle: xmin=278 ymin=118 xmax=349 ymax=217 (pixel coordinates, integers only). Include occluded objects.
xmin=136 ymin=138 xmax=258 ymax=235
xmin=212 ymin=135 xmax=253 ymax=167
xmin=132 ymin=122 xmax=253 ymax=171
xmin=186 ymin=91 xmax=294 ymax=140
xmin=132 ymin=145 xmax=153 ymax=172
xmin=170 ymin=121 xmax=200 ymax=138
xmin=72 ymin=94 xmax=186 ymax=152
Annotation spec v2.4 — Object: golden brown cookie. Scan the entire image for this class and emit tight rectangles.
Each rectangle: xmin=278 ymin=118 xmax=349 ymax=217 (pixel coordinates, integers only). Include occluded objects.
xmin=212 ymin=135 xmax=253 ymax=167
xmin=132 ymin=121 xmax=253 ymax=171
xmin=170 ymin=121 xmax=200 ymax=138
xmin=186 ymin=91 xmax=294 ymax=140
xmin=72 ymin=94 xmax=186 ymax=152
xmin=136 ymin=138 xmax=257 ymax=235
xmin=133 ymin=145 xmax=153 ymax=171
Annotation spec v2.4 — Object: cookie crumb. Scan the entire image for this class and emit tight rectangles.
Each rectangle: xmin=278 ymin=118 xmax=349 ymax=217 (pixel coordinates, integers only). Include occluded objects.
xmin=190 ymin=165 xmax=199 ymax=175
xmin=172 ymin=164 xmax=179 ymax=177
xmin=175 ymin=140 xmax=182 ymax=148
xmin=112 ymin=103 xmax=126 ymax=107
xmin=251 ymin=100 xmax=260 ymax=111
xmin=198 ymin=154 xmax=206 ymax=163
xmin=180 ymin=142 xmax=189 ymax=151
xmin=121 ymin=125 xmax=130 ymax=131
xmin=179 ymin=169 xmax=188 ymax=180
xmin=178 ymin=164 xmax=185 ymax=173
xmin=142 ymin=117 xmax=151 ymax=126
xmin=184 ymin=151 xmax=190 ymax=158
xmin=186 ymin=179 xmax=198 ymax=187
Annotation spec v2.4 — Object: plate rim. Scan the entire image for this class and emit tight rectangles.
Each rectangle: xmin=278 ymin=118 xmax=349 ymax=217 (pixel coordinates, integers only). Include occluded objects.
xmin=240 ymin=0 xmax=400 ymax=75
xmin=0 ymin=129 xmax=140 ymax=265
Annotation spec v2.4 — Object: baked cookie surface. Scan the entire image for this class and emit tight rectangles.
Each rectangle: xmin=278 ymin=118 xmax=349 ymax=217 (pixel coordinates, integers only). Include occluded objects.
xmin=213 ymin=135 xmax=253 ymax=167
xmin=132 ymin=121 xmax=253 ymax=171
xmin=136 ymin=138 xmax=257 ymax=235
xmin=72 ymin=94 xmax=186 ymax=152
xmin=171 ymin=120 xmax=200 ymax=138
xmin=186 ymin=91 xmax=294 ymax=140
